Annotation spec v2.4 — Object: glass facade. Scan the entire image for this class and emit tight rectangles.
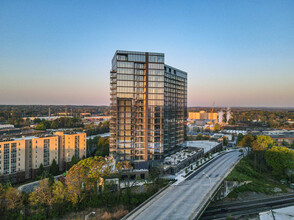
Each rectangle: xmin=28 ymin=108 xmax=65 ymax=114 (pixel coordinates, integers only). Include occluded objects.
xmin=110 ymin=50 xmax=187 ymax=166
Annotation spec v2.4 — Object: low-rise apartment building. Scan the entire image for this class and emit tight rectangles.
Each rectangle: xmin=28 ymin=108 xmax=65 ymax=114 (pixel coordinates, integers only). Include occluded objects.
xmin=0 ymin=132 xmax=86 ymax=184
xmin=29 ymin=135 xmax=59 ymax=178
xmin=55 ymin=131 xmax=86 ymax=170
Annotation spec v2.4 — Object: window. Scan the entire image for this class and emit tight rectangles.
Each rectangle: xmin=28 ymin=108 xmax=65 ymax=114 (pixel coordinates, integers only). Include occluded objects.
xmin=3 ymin=144 xmax=9 ymax=174
xmin=148 ymin=94 xmax=164 ymax=99
xmin=148 ymin=76 xmax=164 ymax=82
xmin=117 ymin=54 xmax=127 ymax=61
xmin=148 ymin=100 xmax=164 ymax=106
xmin=128 ymin=54 xmax=145 ymax=62
xmin=135 ymin=63 xmax=144 ymax=69
xmin=117 ymin=81 xmax=133 ymax=87
xmin=135 ymin=69 xmax=144 ymax=74
xmin=149 ymin=82 xmax=164 ymax=87
xmin=148 ymin=63 xmax=164 ymax=69
xmin=149 ymin=69 xmax=164 ymax=75
xmin=117 ymin=68 xmax=133 ymax=74
xmin=149 ymin=88 xmax=164 ymax=93
xmin=149 ymin=56 xmax=164 ymax=63
xmin=117 ymin=62 xmax=134 ymax=68
xmin=117 ymin=87 xmax=134 ymax=93
xmin=117 ymin=74 xmax=134 ymax=80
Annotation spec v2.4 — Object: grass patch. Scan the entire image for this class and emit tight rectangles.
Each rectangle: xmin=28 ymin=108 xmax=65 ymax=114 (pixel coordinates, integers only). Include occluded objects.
xmin=226 ymin=155 xmax=288 ymax=197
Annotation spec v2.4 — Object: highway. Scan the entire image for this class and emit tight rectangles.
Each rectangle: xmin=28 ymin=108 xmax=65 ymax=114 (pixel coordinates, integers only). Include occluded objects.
xmin=125 ymin=150 xmax=241 ymax=220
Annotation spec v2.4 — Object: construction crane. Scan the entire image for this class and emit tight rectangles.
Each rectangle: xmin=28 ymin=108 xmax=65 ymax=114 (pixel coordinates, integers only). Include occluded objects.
xmin=210 ymin=101 xmax=215 ymax=124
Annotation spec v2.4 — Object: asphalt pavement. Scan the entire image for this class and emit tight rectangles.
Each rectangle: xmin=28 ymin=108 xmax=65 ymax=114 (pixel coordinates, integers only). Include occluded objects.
xmin=126 ymin=150 xmax=241 ymax=220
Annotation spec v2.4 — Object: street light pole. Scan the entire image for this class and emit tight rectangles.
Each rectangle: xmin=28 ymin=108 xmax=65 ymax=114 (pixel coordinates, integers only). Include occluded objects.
xmin=203 ymin=171 xmax=211 ymax=185
xmin=203 ymin=171 xmax=212 ymax=200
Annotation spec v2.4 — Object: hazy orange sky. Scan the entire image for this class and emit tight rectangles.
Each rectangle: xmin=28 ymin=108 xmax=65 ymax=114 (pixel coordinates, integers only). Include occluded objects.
xmin=1 ymin=1 xmax=294 ymax=107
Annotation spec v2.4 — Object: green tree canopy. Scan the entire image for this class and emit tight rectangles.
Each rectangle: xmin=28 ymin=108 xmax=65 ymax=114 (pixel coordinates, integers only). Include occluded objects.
xmin=29 ymin=178 xmax=54 ymax=214
xmin=223 ymin=136 xmax=228 ymax=146
xmin=70 ymin=156 xmax=79 ymax=168
xmin=265 ymin=146 xmax=294 ymax=178
xmin=49 ymin=159 xmax=59 ymax=176
xmin=214 ymin=124 xmax=221 ymax=132
xmin=37 ymin=163 xmax=45 ymax=178
xmin=95 ymin=137 xmax=109 ymax=157
xmin=236 ymin=133 xmax=244 ymax=145
xmin=238 ymin=134 xmax=255 ymax=151
xmin=35 ymin=123 xmax=46 ymax=130
xmin=252 ymin=135 xmax=273 ymax=151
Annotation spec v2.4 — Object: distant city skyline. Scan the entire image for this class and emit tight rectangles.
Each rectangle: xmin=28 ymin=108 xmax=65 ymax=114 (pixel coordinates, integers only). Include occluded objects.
xmin=1 ymin=1 xmax=294 ymax=107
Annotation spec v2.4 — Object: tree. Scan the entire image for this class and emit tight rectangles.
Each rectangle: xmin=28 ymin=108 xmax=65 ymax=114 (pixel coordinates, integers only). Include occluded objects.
xmin=95 ymin=137 xmax=109 ymax=157
xmin=281 ymin=140 xmax=290 ymax=147
xmin=252 ymin=135 xmax=273 ymax=151
xmin=65 ymin=163 xmax=88 ymax=205
xmin=29 ymin=178 xmax=55 ymax=216
xmin=116 ymin=161 xmax=132 ymax=195
xmin=50 ymin=121 xmax=58 ymax=129
xmin=214 ymin=124 xmax=221 ymax=132
xmin=65 ymin=156 xmax=114 ymax=204
xmin=0 ymin=183 xmax=5 ymax=215
xmin=236 ymin=133 xmax=244 ymax=145
xmin=223 ymin=136 xmax=228 ymax=146
xmin=252 ymin=135 xmax=274 ymax=171
xmin=70 ymin=156 xmax=79 ymax=168
xmin=35 ymin=123 xmax=46 ymax=130
xmin=4 ymin=186 xmax=23 ymax=211
xmin=37 ymin=163 xmax=45 ymax=178
xmin=239 ymin=134 xmax=254 ymax=152
xmin=52 ymin=181 xmax=68 ymax=215
xmin=33 ymin=118 xmax=42 ymax=124
xmin=265 ymin=146 xmax=294 ymax=178
xmin=228 ymin=118 xmax=235 ymax=125
xmin=49 ymin=159 xmax=59 ymax=176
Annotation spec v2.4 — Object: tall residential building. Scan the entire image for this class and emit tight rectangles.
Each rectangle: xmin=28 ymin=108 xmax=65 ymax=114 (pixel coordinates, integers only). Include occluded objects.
xmin=110 ymin=50 xmax=187 ymax=167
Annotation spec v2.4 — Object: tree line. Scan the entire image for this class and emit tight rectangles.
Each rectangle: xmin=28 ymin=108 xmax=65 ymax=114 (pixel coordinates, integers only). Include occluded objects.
xmin=85 ymin=120 xmax=109 ymax=136
xmin=237 ymin=134 xmax=294 ymax=179
xmin=230 ymin=110 xmax=294 ymax=129
xmin=0 ymin=157 xmax=166 ymax=219
xmin=35 ymin=117 xmax=84 ymax=130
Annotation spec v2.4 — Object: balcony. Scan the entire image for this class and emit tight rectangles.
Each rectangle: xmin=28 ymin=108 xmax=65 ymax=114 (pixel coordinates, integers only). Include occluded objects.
xmin=110 ymin=73 xmax=117 ymax=78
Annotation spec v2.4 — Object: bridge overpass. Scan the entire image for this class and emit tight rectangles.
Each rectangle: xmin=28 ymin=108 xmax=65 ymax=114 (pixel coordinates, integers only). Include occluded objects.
xmin=124 ymin=150 xmax=241 ymax=220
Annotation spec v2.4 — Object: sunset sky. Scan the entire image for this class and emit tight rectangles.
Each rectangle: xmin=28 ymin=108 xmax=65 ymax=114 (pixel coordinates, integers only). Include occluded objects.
xmin=1 ymin=0 xmax=294 ymax=107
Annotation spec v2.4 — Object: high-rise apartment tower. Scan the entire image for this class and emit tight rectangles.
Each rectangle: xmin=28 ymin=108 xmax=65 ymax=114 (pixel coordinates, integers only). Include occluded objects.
xmin=110 ymin=50 xmax=187 ymax=167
